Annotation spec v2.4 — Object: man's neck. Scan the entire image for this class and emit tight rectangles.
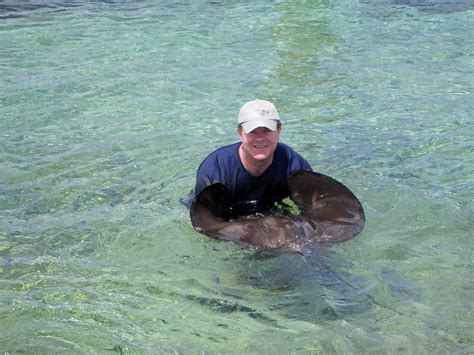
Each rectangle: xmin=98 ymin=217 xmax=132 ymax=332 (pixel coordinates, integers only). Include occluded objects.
xmin=239 ymin=145 xmax=273 ymax=177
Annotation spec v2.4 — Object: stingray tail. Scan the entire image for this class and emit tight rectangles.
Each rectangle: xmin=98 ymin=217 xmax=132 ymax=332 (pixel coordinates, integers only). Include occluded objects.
xmin=310 ymin=252 xmax=404 ymax=317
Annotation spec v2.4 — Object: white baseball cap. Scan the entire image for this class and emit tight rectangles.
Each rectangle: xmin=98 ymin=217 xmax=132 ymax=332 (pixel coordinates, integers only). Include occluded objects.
xmin=238 ymin=99 xmax=280 ymax=133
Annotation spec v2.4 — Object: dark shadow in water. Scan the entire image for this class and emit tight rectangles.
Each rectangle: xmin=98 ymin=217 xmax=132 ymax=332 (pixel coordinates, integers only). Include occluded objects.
xmin=181 ymin=246 xmax=385 ymax=327
xmin=0 ymin=1 xmax=83 ymax=19
xmin=185 ymin=294 xmax=280 ymax=328
xmin=361 ymin=0 xmax=474 ymax=14
xmin=234 ymin=249 xmax=404 ymax=325
xmin=380 ymin=266 xmax=423 ymax=301
xmin=0 ymin=0 xmax=165 ymax=19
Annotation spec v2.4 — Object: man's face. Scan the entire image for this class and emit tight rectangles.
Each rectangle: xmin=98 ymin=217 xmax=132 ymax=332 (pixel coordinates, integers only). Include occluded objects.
xmin=238 ymin=126 xmax=280 ymax=163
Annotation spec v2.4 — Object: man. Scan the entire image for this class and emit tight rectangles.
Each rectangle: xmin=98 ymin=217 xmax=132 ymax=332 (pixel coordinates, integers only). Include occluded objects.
xmin=193 ymin=99 xmax=312 ymax=219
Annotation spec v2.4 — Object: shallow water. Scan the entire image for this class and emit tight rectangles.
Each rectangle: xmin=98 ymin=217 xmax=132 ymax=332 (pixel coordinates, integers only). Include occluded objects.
xmin=1 ymin=0 xmax=473 ymax=353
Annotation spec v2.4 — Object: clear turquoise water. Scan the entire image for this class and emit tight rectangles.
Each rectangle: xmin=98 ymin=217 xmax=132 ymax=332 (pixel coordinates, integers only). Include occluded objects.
xmin=1 ymin=1 xmax=473 ymax=353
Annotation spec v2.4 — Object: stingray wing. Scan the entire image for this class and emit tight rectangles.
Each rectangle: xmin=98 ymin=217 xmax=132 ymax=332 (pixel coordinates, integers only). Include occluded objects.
xmin=289 ymin=170 xmax=365 ymax=243
xmin=190 ymin=184 xmax=300 ymax=250
xmin=190 ymin=183 xmax=229 ymax=238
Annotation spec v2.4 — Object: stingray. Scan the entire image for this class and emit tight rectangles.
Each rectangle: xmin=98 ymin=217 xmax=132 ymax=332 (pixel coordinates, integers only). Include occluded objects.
xmin=190 ymin=170 xmax=365 ymax=253
xmin=189 ymin=173 xmax=407 ymax=316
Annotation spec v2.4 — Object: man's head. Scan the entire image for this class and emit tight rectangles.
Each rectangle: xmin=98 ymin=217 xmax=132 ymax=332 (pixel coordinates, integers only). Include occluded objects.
xmin=237 ymin=100 xmax=282 ymax=172
xmin=237 ymin=99 xmax=281 ymax=133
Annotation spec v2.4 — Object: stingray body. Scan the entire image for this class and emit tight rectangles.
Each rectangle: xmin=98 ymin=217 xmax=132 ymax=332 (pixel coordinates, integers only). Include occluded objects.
xmin=190 ymin=170 xmax=365 ymax=252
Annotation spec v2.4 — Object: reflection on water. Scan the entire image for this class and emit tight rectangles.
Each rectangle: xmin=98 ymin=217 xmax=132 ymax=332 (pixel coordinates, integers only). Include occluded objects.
xmin=0 ymin=0 xmax=473 ymax=353
xmin=262 ymin=1 xmax=347 ymax=127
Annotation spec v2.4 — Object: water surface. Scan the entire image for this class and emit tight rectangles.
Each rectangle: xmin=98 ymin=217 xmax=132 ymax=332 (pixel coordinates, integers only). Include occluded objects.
xmin=1 ymin=0 xmax=473 ymax=353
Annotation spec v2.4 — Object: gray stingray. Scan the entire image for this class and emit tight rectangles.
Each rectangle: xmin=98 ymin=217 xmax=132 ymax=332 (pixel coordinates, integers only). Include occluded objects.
xmin=190 ymin=170 xmax=365 ymax=253
xmin=190 ymin=174 xmax=407 ymax=316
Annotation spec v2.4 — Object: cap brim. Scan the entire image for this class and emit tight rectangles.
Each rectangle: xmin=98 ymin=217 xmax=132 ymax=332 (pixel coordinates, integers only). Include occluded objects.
xmin=241 ymin=118 xmax=278 ymax=134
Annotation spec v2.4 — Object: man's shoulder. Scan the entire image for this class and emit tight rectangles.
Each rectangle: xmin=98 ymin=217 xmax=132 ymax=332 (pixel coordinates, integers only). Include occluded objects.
xmin=213 ymin=142 xmax=240 ymax=154
xmin=276 ymin=142 xmax=301 ymax=157
xmin=195 ymin=142 xmax=242 ymax=194
xmin=275 ymin=142 xmax=312 ymax=171
xmin=203 ymin=142 xmax=239 ymax=161
xmin=276 ymin=141 xmax=292 ymax=151
xmin=198 ymin=142 xmax=240 ymax=172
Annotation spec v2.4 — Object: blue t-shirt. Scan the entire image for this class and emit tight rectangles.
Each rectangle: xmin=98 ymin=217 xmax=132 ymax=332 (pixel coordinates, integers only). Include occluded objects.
xmin=194 ymin=142 xmax=312 ymax=218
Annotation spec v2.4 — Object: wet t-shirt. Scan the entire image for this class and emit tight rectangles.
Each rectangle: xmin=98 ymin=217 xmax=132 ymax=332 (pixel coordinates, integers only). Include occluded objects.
xmin=194 ymin=142 xmax=312 ymax=218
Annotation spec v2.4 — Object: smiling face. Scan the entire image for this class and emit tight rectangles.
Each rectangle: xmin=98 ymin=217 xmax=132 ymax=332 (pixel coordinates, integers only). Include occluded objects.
xmin=238 ymin=125 xmax=281 ymax=176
